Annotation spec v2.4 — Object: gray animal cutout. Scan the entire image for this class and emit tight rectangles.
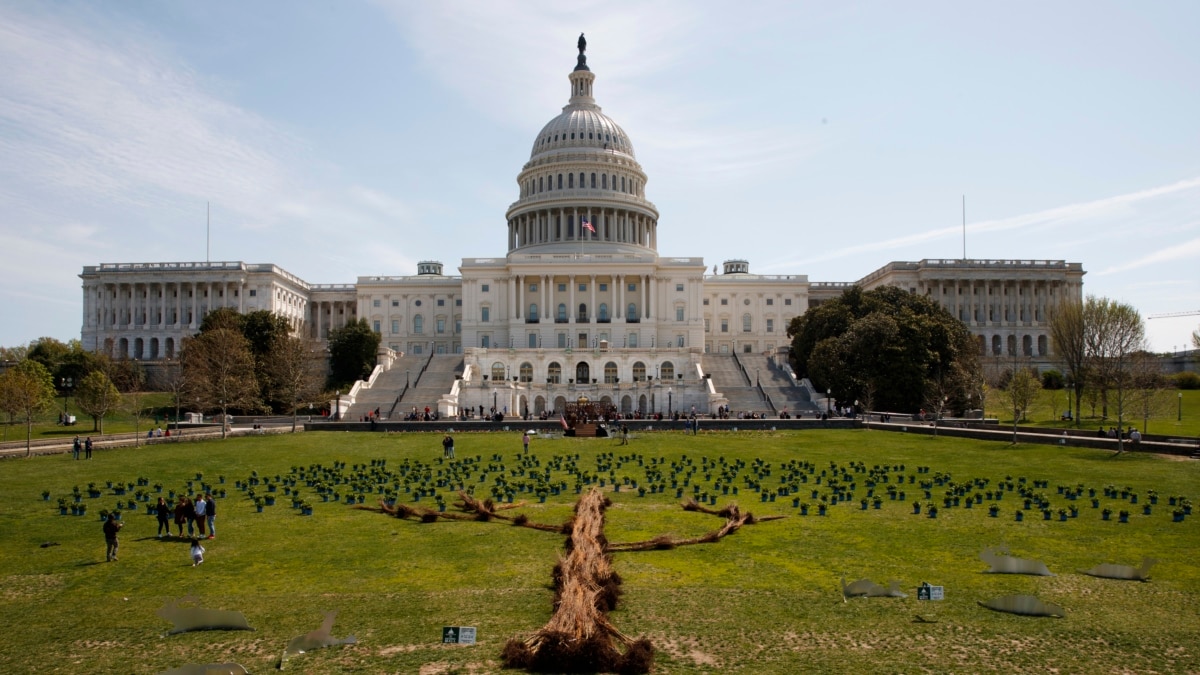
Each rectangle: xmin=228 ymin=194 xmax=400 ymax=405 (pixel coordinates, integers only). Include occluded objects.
xmin=841 ymin=577 xmax=908 ymax=601
xmin=160 ymin=664 xmax=248 ymax=675
xmin=1080 ymin=558 xmax=1156 ymax=581
xmin=157 ymin=596 xmax=254 ymax=635
xmin=279 ymin=611 xmax=357 ymax=669
xmin=978 ymin=594 xmax=1065 ymax=618
xmin=980 ymin=546 xmax=1053 ymax=576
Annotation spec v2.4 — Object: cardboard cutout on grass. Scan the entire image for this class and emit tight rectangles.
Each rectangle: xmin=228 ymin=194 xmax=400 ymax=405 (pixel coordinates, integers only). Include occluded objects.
xmin=279 ymin=611 xmax=357 ymax=669
xmin=157 ymin=596 xmax=254 ymax=635
xmin=978 ymin=594 xmax=1065 ymax=618
xmin=841 ymin=578 xmax=908 ymax=600
xmin=980 ymin=546 xmax=1053 ymax=576
xmin=368 ymin=488 xmax=782 ymax=674
xmin=1080 ymin=558 xmax=1156 ymax=581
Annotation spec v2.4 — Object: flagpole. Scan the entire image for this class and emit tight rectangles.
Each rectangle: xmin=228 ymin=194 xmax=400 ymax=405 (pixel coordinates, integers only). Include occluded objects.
xmin=962 ymin=195 xmax=966 ymax=260
xmin=207 ymin=201 xmax=211 ymax=264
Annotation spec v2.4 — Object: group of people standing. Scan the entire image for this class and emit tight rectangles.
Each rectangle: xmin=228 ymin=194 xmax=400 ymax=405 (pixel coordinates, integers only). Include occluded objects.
xmin=71 ymin=436 xmax=94 ymax=459
xmin=154 ymin=493 xmax=217 ymax=540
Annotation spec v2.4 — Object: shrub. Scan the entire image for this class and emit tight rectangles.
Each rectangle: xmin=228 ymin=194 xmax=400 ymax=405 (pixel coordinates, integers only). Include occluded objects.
xmin=1174 ymin=371 xmax=1200 ymax=390
xmin=1041 ymin=369 xmax=1065 ymax=390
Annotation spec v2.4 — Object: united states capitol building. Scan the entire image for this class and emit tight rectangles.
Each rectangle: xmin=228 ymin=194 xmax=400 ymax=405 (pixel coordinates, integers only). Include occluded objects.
xmin=79 ymin=39 xmax=1084 ymax=418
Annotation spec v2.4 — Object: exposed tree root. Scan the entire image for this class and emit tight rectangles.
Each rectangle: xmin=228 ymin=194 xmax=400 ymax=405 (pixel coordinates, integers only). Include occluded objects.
xmin=607 ymin=500 xmax=783 ymax=552
xmin=502 ymin=488 xmax=653 ymax=674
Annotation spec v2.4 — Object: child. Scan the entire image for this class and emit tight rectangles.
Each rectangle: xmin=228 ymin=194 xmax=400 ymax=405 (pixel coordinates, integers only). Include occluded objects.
xmin=190 ymin=538 xmax=206 ymax=566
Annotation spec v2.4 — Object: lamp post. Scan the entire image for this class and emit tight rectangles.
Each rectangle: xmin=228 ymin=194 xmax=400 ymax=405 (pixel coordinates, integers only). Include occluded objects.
xmin=334 ymin=390 xmax=340 ymax=421
xmin=668 ymin=387 xmax=673 ymax=416
xmin=493 ymin=389 xmax=498 ymax=414
xmin=826 ymin=389 xmax=832 ymax=417
xmin=756 ymin=369 xmax=760 ymax=387
xmin=406 ymin=369 xmax=410 ymax=389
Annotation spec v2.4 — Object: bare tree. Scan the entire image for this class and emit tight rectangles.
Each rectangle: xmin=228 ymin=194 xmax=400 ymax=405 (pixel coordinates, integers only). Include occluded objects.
xmin=1083 ymin=297 xmax=1146 ymax=454
xmin=109 ymin=359 xmax=147 ymax=446
xmin=1127 ymin=351 xmax=1173 ymax=435
xmin=75 ymin=370 xmax=122 ymax=434
xmin=182 ymin=328 xmax=259 ymax=439
xmin=1048 ymin=298 xmax=1088 ymax=426
xmin=267 ymin=335 xmax=326 ymax=432
xmin=1007 ymin=367 xmax=1042 ymax=443
xmin=0 ymin=360 xmax=56 ymax=456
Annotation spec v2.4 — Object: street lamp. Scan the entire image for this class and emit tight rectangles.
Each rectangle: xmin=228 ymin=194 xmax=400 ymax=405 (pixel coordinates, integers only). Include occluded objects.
xmin=826 ymin=389 xmax=832 ymax=417
xmin=668 ymin=387 xmax=673 ymax=416
xmin=493 ymin=389 xmax=498 ymax=413
xmin=334 ymin=390 xmax=341 ymax=421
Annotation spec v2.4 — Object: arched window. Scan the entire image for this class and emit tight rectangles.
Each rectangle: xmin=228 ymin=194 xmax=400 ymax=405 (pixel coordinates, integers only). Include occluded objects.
xmin=602 ymin=174 xmax=607 ymax=189
xmin=661 ymin=361 xmax=675 ymax=380
xmin=413 ymin=315 xmax=424 ymax=334
xmin=991 ymin=335 xmax=1001 ymax=355
xmin=1022 ymin=335 xmax=1033 ymax=356
xmin=743 ymin=314 xmax=752 ymax=332
xmin=519 ymin=362 xmax=533 ymax=382
xmin=557 ymin=174 xmax=563 ymax=189
xmin=632 ymin=361 xmax=646 ymax=381
xmin=491 ymin=362 xmax=506 ymax=382
xmin=598 ymin=303 xmax=609 ymax=321
xmin=604 ymin=361 xmax=618 ymax=383
xmin=557 ymin=303 xmax=567 ymax=322
xmin=529 ymin=303 xmax=539 ymax=321
xmin=621 ymin=176 xmax=626 ymax=192
xmin=568 ymin=173 xmax=574 ymax=189
xmin=1037 ymin=335 xmax=1048 ymax=357
xmin=578 ymin=303 xmax=588 ymax=322
xmin=576 ymin=362 xmax=590 ymax=383
xmin=590 ymin=173 xmax=596 ymax=188
xmin=1006 ymin=334 xmax=1017 ymax=356
xmin=548 ymin=362 xmax=562 ymax=384
xmin=626 ymin=303 xmax=638 ymax=320
xmin=539 ymin=176 xmax=543 ymax=192
xmin=579 ymin=172 xmax=585 ymax=187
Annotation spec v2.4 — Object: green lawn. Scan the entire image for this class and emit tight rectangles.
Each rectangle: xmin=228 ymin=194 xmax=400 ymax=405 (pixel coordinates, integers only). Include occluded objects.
xmin=0 ymin=392 xmax=180 ymax=442
xmin=1 ymin=430 xmax=1198 ymax=673
xmin=986 ymin=387 xmax=1200 ymax=437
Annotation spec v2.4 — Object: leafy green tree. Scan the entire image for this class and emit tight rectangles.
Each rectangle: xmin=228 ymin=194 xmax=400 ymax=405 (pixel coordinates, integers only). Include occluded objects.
xmin=0 ymin=360 xmax=56 ymax=455
xmin=75 ymin=370 xmax=122 ymax=434
xmin=0 ymin=343 xmax=30 ymax=362
xmin=197 ymin=308 xmax=292 ymax=411
xmin=787 ymin=286 xmax=978 ymax=413
xmin=327 ymin=319 xmax=380 ymax=389
xmin=26 ymin=337 xmax=71 ymax=379
xmin=1082 ymin=297 xmax=1145 ymax=453
xmin=1048 ymin=299 xmax=1088 ymax=427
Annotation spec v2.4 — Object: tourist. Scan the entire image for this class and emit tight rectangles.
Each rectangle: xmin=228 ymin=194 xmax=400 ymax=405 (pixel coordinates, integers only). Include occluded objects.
xmin=103 ymin=512 xmax=123 ymax=562
xmin=189 ymin=538 xmax=206 ymax=566
xmin=155 ymin=497 xmax=171 ymax=538
xmin=204 ymin=493 xmax=216 ymax=538
xmin=193 ymin=493 xmax=208 ymax=537
xmin=84 ymin=437 xmax=93 ymax=459
xmin=72 ymin=436 xmax=81 ymax=460
xmin=522 ymin=432 xmax=530 ymax=454
xmin=442 ymin=434 xmax=455 ymax=459
xmin=1130 ymin=428 xmax=1141 ymax=445
xmin=173 ymin=496 xmax=188 ymax=537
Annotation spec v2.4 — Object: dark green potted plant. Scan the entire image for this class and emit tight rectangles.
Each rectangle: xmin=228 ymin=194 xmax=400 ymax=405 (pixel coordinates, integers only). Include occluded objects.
xmin=1015 ymin=510 xmax=1024 ymax=522
xmin=799 ymin=502 xmax=809 ymax=515
xmin=41 ymin=490 xmax=50 ymax=501
xmin=988 ymin=504 xmax=1000 ymax=517
xmin=1173 ymin=508 xmax=1186 ymax=522
xmin=927 ymin=504 xmax=938 ymax=518
xmin=1118 ymin=509 xmax=1130 ymax=523
xmin=254 ymin=497 xmax=265 ymax=512
xmin=57 ymin=497 xmax=69 ymax=515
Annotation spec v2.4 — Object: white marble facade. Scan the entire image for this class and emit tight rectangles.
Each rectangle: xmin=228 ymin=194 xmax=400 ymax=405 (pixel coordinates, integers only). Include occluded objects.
xmin=79 ymin=43 xmax=1084 ymax=380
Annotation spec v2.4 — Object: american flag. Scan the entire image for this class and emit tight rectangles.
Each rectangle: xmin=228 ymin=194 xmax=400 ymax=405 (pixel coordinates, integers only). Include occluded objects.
xmin=582 ymin=219 xmax=595 ymax=233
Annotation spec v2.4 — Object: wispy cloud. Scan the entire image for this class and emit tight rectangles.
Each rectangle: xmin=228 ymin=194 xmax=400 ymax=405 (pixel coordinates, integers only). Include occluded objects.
xmin=1097 ymin=235 xmax=1200 ymax=276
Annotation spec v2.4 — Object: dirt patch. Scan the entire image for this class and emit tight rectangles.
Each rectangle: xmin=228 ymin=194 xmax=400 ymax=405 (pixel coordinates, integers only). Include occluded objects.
xmin=654 ymin=635 xmax=720 ymax=668
xmin=1 ymin=573 xmax=65 ymax=600
xmin=418 ymin=660 xmax=499 ymax=674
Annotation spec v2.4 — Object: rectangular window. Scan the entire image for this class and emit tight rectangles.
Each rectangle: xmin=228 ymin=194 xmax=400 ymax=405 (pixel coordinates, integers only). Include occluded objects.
xmin=248 ymin=290 xmax=256 ymax=297
xmin=578 ymin=283 xmax=587 ymax=292
xmin=437 ymin=299 xmax=445 ymax=306
xmin=481 ymin=307 xmax=490 ymax=322
xmin=705 ymin=319 xmax=711 ymax=332
xmin=676 ymin=283 xmax=684 ymax=292
xmin=389 ymin=343 xmax=399 ymax=351
xmin=557 ymin=333 xmax=567 ymax=348
xmin=720 ymin=298 xmax=728 ymax=306
xmin=456 ymin=299 xmax=462 ymax=306
xmin=481 ymin=284 xmax=490 ymax=293
xmin=784 ymin=298 xmax=792 ymax=306
xmin=599 ymin=283 xmax=607 ymax=292
xmin=628 ymin=333 xmax=638 ymax=348
xmin=721 ymin=319 xmax=729 ymax=333
xmin=529 ymin=283 xmax=538 ymax=292
xmin=766 ymin=298 xmax=773 ymax=306
xmin=677 ymin=335 xmax=685 ymax=348
xmin=481 ymin=335 xmax=490 ymax=348
xmin=391 ymin=320 xmax=399 ymax=333
xmin=558 ymin=283 xmax=567 ymax=292
xmin=676 ymin=307 xmax=684 ymax=321
xmin=392 ymin=300 xmax=399 ymax=307
xmin=455 ymin=320 xmax=461 ymax=333
xmin=373 ymin=299 xmax=381 ymax=308
xmin=437 ymin=318 xmax=445 ymax=334
xmin=766 ymin=319 xmax=774 ymax=333
xmin=528 ymin=333 xmax=537 ymax=348
xmin=372 ymin=320 xmax=381 ymax=333
xmin=627 ymin=283 xmax=636 ymax=292
xmin=703 ymin=298 xmax=709 ymax=305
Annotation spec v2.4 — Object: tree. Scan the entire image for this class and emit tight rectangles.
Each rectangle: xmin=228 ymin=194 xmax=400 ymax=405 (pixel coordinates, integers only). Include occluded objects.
xmin=327 ymin=319 xmax=380 ymax=389
xmin=75 ymin=370 xmax=122 ymax=434
xmin=1127 ymin=351 xmax=1173 ymax=435
xmin=1083 ymin=297 xmax=1146 ymax=453
xmin=0 ymin=360 xmax=56 ymax=456
xmin=787 ymin=286 xmax=979 ymax=413
xmin=109 ymin=359 xmax=147 ymax=446
xmin=182 ymin=328 xmax=259 ymax=439
xmin=26 ymin=337 xmax=71 ymax=379
xmin=267 ymin=335 xmax=326 ymax=432
xmin=1048 ymin=299 xmax=1088 ymax=427
xmin=1007 ymin=367 xmax=1042 ymax=443
xmin=0 ymin=343 xmax=30 ymax=362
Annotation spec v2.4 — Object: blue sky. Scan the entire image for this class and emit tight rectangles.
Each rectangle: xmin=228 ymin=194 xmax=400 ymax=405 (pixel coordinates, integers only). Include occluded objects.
xmin=1 ymin=0 xmax=1197 ymax=352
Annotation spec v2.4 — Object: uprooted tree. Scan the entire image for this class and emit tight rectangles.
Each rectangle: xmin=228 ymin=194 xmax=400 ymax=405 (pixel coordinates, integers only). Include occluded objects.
xmin=366 ymin=488 xmax=781 ymax=674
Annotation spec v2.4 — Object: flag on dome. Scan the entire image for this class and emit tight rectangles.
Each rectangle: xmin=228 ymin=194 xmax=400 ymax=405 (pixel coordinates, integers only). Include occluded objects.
xmin=582 ymin=219 xmax=595 ymax=233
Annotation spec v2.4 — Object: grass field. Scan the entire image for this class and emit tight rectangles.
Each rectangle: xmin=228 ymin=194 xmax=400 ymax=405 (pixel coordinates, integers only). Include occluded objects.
xmin=2 ymin=429 xmax=1198 ymax=673
xmin=984 ymin=387 xmax=1200 ymax=437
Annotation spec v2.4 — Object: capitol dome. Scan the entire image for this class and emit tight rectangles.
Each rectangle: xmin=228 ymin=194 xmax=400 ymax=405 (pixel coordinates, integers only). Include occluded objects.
xmin=505 ymin=37 xmax=659 ymax=256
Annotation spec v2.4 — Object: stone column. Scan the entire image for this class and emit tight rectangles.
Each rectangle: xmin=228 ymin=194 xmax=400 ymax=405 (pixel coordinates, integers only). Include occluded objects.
xmin=589 ymin=275 xmax=596 ymax=322
xmin=568 ymin=275 xmax=576 ymax=324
